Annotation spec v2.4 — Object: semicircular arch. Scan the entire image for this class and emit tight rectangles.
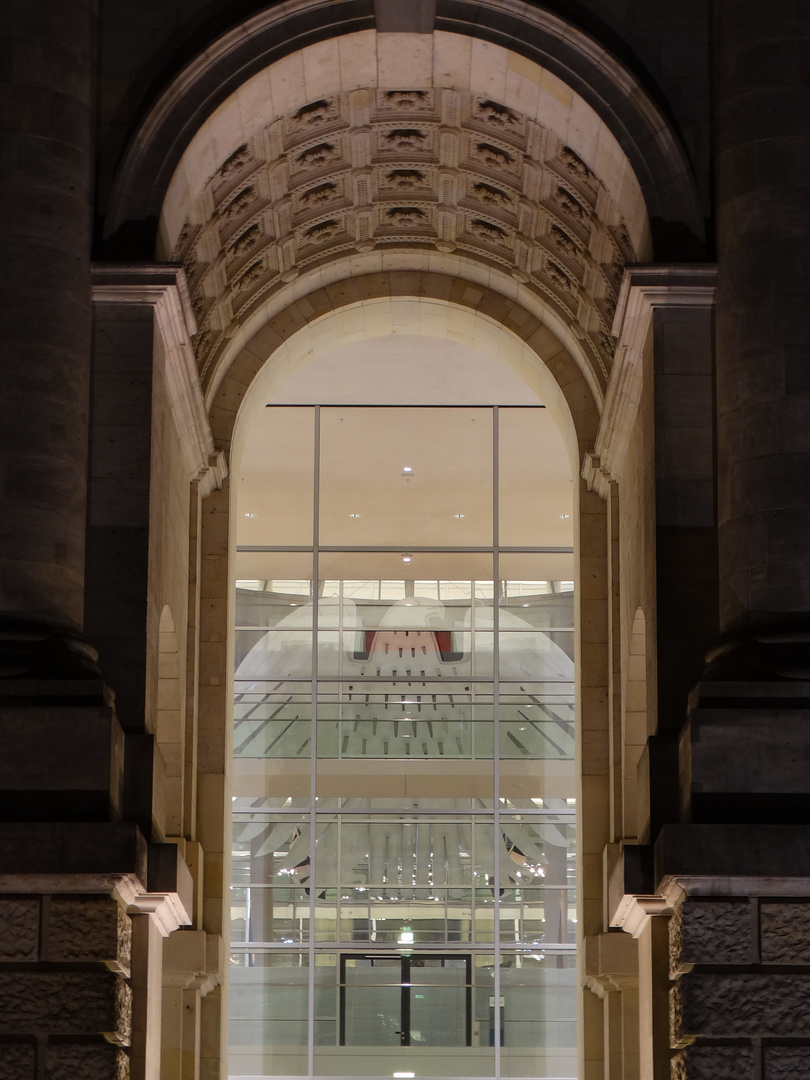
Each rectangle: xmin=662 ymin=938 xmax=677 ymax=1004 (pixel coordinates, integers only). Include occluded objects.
xmin=208 ymin=271 xmax=599 ymax=466
xmin=105 ymin=0 xmax=702 ymax=256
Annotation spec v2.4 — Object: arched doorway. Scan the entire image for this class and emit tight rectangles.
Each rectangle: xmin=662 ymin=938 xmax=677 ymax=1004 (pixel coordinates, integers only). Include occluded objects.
xmin=228 ymin=309 xmax=578 ymax=1078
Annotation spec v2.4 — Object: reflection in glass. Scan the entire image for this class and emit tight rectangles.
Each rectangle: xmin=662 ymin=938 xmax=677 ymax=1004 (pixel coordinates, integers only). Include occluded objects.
xmin=232 ymin=407 xmax=576 ymax=1079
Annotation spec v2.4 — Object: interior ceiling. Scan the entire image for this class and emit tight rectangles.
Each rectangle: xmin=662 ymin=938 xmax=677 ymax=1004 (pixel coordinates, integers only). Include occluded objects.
xmin=234 ymin=332 xmax=574 ymax=565
xmin=165 ymin=33 xmax=649 ymax=394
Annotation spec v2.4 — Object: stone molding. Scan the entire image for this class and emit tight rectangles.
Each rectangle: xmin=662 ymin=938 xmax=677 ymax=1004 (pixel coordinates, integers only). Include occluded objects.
xmin=163 ymin=930 xmax=223 ymax=995
xmin=584 ymin=931 xmax=639 ymax=996
xmin=105 ymin=0 xmax=702 ymax=243
xmin=91 ymin=266 xmax=227 ymax=498
xmin=582 ymin=264 xmax=716 ymax=499
xmin=171 ymin=86 xmax=634 ymax=391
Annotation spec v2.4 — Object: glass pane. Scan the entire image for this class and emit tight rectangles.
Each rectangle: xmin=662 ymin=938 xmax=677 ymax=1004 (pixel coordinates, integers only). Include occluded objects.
xmin=498 ymin=952 xmax=578 ymax=1078
xmin=498 ymin=407 xmax=572 ymax=548
xmin=229 ymin=951 xmax=309 ymax=1076
xmin=238 ymin=406 xmax=315 ymax=545
xmin=319 ymin=407 xmax=492 ymax=546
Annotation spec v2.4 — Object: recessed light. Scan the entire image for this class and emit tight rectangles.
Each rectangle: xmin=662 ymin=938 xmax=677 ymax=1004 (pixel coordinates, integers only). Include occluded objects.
xmin=453 ymin=513 xmax=466 ymax=519
xmin=402 ymin=554 xmax=412 ymax=564
xmin=559 ymin=514 xmax=570 ymax=519
xmin=348 ymin=513 xmax=361 ymax=518
xmin=402 ymin=466 xmax=413 ymax=473
xmin=244 ymin=513 xmax=256 ymax=518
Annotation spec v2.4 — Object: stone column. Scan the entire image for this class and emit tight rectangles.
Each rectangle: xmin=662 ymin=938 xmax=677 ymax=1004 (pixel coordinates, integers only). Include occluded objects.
xmin=0 ymin=0 xmax=96 ymax=641
xmin=714 ymin=0 xmax=810 ymax=672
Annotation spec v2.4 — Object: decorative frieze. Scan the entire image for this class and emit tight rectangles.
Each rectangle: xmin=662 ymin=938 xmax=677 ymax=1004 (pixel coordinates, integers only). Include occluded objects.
xmin=175 ymin=89 xmax=635 ymax=389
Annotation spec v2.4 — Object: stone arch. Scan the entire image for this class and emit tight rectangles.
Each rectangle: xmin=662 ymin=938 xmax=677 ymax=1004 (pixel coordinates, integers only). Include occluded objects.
xmin=208 ymin=270 xmax=600 ymax=458
xmin=624 ymin=605 xmax=648 ymax=840
xmin=105 ymin=0 xmax=703 ymax=259
xmin=156 ymin=604 xmax=183 ymax=838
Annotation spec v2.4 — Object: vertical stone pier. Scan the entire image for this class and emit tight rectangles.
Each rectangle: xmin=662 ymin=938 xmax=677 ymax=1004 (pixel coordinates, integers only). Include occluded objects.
xmin=0 ymin=0 xmax=96 ymax=641
xmin=664 ymin=5 xmax=810 ymax=1077
xmin=713 ymin=0 xmax=810 ymax=661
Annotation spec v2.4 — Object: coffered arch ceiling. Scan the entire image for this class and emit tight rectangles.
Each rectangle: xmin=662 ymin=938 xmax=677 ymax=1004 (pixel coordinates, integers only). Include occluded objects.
xmin=158 ymin=31 xmax=652 ymax=400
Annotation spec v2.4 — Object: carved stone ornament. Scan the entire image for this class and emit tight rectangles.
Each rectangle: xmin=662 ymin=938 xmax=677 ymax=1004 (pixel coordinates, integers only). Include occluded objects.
xmin=295 ymin=142 xmax=339 ymax=168
xmin=385 ymin=89 xmax=429 ymax=108
xmin=0 ymin=898 xmax=38 ymax=961
xmin=300 ymin=182 xmax=339 ymax=206
xmin=478 ymin=98 xmax=518 ymax=126
xmin=547 ymin=261 xmax=574 ymax=291
xmin=229 ymin=223 xmax=261 ymax=259
xmin=292 ymin=98 xmax=336 ymax=126
xmin=471 ymin=181 xmax=511 ymax=208
xmin=470 ymin=218 xmax=508 ymax=244
xmin=472 ymin=141 xmax=514 ymax=170
xmin=221 ymin=187 xmax=256 ymax=221
xmin=387 ymin=169 xmax=426 ymax=189
xmin=301 ymin=219 xmax=341 ymax=246
xmin=177 ymin=85 xmax=634 ymax=392
xmin=235 ymin=262 xmax=265 ymax=290
xmin=561 ymin=145 xmax=594 ymax=182
xmin=386 ymin=206 xmax=427 ymax=226
xmin=383 ymin=128 xmax=427 ymax=150
xmin=550 ymin=224 xmax=580 ymax=257
xmin=217 ymin=143 xmax=249 ymax=181
xmin=556 ymin=186 xmax=588 ymax=220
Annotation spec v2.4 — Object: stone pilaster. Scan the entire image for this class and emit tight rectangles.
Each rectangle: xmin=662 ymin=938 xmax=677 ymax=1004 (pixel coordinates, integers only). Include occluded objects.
xmin=0 ymin=0 xmax=96 ymax=639
xmin=713 ymin=0 xmax=810 ymax=665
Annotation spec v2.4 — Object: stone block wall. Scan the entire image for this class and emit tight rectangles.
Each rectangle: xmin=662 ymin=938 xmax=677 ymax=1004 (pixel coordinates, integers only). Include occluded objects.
xmin=0 ymin=895 xmax=132 ymax=1079
xmin=669 ymin=897 xmax=810 ymax=1078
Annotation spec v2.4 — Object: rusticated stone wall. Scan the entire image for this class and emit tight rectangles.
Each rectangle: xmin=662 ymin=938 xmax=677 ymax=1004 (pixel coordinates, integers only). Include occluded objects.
xmin=0 ymin=895 xmax=132 ymax=1079
xmin=669 ymin=897 xmax=810 ymax=1079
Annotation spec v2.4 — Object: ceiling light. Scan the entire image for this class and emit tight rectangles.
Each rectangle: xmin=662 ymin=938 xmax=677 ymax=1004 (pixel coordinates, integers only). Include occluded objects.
xmin=394 ymin=1073 xmax=415 ymax=1078
xmin=453 ymin=513 xmax=466 ymax=519
xmin=402 ymin=554 xmax=412 ymax=564
xmin=559 ymin=514 xmax=570 ymax=519
xmin=402 ymin=466 xmax=413 ymax=473
xmin=398 ymin=930 xmax=414 ymax=944
xmin=348 ymin=513 xmax=360 ymax=518
xmin=244 ymin=512 xmax=256 ymax=518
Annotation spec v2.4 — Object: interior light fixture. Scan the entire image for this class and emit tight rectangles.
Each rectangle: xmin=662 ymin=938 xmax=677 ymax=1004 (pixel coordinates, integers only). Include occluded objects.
xmin=402 ymin=554 xmax=412 ymax=564
xmin=244 ymin=512 xmax=256 ymax=518
xmin=393 ymin=1072 xmax=415 ymax=1078
xmin=402 ymin=466 xmax=413 ymax=473
xmin=559 ymin=513 xmax=571 ymax=519
xmin=398 ymin=930 xmax=414 ymax=944
xmin=348 ymin=513 xmax=360 ymax=518
xmin=453 ymin=513 xmax=466 ymax=519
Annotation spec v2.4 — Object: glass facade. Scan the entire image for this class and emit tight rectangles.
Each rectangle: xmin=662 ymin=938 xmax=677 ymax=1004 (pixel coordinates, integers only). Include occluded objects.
xmin=231 ymin=407 xmax=576 ymax=1079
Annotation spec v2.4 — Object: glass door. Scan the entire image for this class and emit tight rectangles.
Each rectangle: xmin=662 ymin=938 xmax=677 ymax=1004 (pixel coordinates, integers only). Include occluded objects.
xmin=341 ymin=955 xmax=471 ymax=1048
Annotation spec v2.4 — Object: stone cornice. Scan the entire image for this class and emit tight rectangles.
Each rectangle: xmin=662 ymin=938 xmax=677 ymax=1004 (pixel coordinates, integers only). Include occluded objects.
xmin=582 ymin=264 xmax=716 ymax=498
xmin=91 ymin=265 xmax=227 ymax=497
